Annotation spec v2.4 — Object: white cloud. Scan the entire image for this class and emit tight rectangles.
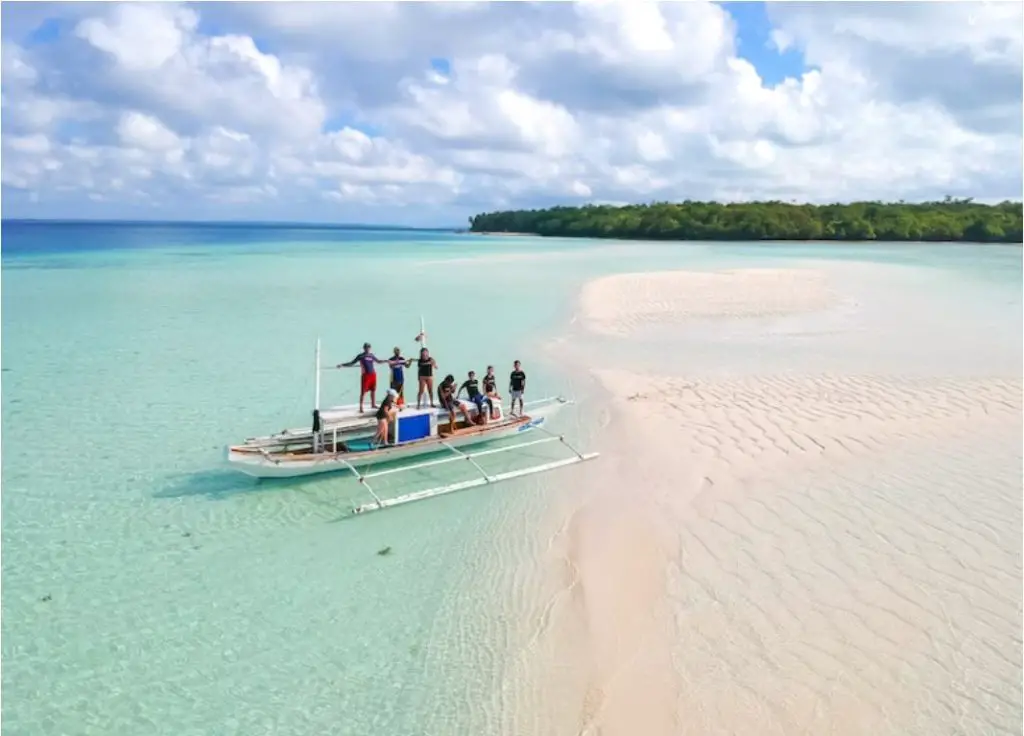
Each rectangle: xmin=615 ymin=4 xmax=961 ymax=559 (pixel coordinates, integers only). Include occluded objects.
xmin=7 ymin=134 xmax=52 ymax=156
xmin=116 ymin=111 xmax=181 ymax=152
xmin=76 ymin=4 xmax=196 ymax=72
xmin=636 ymin=131 xmax=670 ymax=163
xmin=495 ymin=87 xmax=580 ymax=159
xmin=69 ymin=3 xmax=328 ymax=142
xmin=1 ymin=0 xmax=1020 ymax=225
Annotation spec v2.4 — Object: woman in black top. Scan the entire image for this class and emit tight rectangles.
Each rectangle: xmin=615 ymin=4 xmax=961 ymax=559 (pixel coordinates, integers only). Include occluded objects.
xmin=374 ymin=389 xmax=398 ymax=445
xmin=416 ymin=347 xmax=438 ymax=409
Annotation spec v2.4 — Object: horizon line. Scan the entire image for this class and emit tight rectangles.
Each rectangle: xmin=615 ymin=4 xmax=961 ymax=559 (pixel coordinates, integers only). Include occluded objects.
xmin=1 ymin=217 xmax=465 ymax=232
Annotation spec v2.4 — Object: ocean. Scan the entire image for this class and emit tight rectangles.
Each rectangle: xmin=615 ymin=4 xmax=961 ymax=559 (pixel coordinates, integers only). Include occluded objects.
xmin=2 ymin=221 xmax=1021 ymax=735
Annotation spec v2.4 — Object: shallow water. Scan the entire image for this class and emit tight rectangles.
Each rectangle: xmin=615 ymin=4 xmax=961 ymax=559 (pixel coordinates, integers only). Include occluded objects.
xmin=2 ymin=224 xmax=1021 ymax=734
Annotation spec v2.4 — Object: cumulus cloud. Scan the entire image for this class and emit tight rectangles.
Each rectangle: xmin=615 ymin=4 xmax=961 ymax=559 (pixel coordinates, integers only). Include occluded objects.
xmin=1 ymin=0 xmax=1020 ymax=225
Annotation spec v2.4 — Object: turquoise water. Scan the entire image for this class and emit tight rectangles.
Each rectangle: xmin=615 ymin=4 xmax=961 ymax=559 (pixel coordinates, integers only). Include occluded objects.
xmin=2 ymin=223 xmax=1021 ymax=734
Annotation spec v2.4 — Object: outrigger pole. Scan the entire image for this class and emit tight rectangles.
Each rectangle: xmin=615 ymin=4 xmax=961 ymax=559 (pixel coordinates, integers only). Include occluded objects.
xmin=347 ymin=430 xmax=599 ymax=516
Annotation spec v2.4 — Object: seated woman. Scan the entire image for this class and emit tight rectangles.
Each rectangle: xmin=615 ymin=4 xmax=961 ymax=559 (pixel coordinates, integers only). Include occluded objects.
xmin=438 ymin=374 xmax=474 ymax=429
xmin=373 ymin=389 xmax=399 ymax=445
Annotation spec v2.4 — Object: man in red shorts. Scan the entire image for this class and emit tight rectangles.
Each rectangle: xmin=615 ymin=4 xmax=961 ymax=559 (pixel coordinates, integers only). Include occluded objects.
xmin=338 ymin=342 xmax=387 ymax=413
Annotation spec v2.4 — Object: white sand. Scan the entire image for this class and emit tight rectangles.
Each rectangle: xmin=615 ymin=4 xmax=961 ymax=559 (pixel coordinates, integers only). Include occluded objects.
xmin=579 ymin=268 xmax=839 ymax=336
xmin=529 ymin=267 xmax=1023 ymax=735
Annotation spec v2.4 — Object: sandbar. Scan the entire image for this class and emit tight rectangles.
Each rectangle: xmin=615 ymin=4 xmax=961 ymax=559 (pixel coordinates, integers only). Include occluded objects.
xmin=531 ymin=266 xmax=1023 ymax=735
xmin=579 ymin=268 xmax=838 ymax=336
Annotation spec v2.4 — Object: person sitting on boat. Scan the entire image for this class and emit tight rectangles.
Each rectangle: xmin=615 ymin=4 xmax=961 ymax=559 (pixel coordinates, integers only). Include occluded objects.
xmin=439 ymin=374 xmax=473 ymax=428
xmin=416 ymin=347 xmax=438 ymax=410
xmin=482 ymin=365 xmax=501 ymax=418
xmin=457 ymin=370 xmax=492 ymax=424
xmin=338 ymin=342 xmax=387 ymax=414
xmin=388 ymin=347 xmax=413 ymax=408
xmin=374 ymin=388 xmax=399 ymax=445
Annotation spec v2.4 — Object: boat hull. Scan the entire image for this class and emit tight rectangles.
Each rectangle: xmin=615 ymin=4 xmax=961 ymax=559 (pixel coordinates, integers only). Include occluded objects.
xmin=238 ymin=397 xmax=554 ymax=449
xmin=226 ymin=398 xmax=568 ymax=479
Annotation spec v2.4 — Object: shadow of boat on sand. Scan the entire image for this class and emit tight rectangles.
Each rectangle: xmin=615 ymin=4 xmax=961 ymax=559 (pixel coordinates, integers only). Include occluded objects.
xmin=154 ymin=469 xmax=310 ymax=501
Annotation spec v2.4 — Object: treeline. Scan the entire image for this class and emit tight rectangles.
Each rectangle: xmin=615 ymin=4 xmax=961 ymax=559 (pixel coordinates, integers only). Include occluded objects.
xmin=468 ymin=198 xmax=1023 ymax=243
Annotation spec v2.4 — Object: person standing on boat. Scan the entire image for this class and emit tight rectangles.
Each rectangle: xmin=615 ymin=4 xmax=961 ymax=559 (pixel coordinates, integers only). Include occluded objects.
xmin=457 ymin=370 xmax=491 ymax=424
xmin=338 ymin=342 xmax=387 ymax=414
xmin=416 ymin=347 xmax=438 ymax=410
xmin=509 ymin=360 xmax=527 ymax=416
xmin=388 ymin=347 xmax=412 ymax=408
xmin=374 ymin=388 xmax=399 ymax=445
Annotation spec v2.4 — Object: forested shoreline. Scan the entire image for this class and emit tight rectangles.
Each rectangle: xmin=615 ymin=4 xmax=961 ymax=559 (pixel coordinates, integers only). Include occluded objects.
xmin=468 ymin=199 xmax=1023 ymax=243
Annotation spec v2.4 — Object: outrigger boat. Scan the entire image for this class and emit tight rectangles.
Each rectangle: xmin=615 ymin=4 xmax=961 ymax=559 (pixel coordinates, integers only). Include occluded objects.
xmin=224 ymin=320 xmax=598 ymax=515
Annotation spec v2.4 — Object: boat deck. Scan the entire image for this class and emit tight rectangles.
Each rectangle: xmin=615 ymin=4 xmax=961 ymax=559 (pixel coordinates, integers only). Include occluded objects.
xmin=231 ymin=413 xmax=531 ymax=459
xmin=437 ymin=414 xmax=526 ymax=437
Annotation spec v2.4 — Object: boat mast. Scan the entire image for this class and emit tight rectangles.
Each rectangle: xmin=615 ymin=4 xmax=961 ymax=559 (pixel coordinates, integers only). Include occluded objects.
xmin=419 ymin=315 xmax=427 ymax=348
xmin=314 ymin=336 xmax=322 ymax=412
xmin=312 ymin=336 xmax=323 ymax=451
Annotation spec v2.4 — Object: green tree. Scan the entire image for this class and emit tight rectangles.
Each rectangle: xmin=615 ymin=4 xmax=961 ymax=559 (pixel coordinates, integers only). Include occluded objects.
xmin=468 ymin=199 xmax=1022 ymax=244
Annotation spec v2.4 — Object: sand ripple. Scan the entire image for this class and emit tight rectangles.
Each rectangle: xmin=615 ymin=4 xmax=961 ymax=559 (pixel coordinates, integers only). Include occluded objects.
xmin=522 ymin=263 xmax=1024 ymax=736
xmin=598 ymin=371 xmax=1021 ymax=484
xmin=557 ymin=371 xmax=1022 ymax=736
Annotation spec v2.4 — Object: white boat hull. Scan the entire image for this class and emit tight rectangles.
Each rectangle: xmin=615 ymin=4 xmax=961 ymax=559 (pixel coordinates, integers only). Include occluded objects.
xmin=239 ymin=398 xmax=551 ymax=450
xmin=226 ymin=397 xmax=570 ymax=479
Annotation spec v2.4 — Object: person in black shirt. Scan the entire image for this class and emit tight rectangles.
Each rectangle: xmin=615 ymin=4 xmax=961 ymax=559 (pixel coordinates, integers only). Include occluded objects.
xmin=458 ymin=370 xmax=491 ymax=424
xmin=416 ymin=347 xmax=438 ymax=410
xmin=373 ymin=389 xmax=398 ymax=445
xmin=482 ymin=365 xmax=500 ymax=419
xmin=509 ymin=360 xmax=526 ymax=416
xmin=439 ymin=374 xmax=473 ymax=428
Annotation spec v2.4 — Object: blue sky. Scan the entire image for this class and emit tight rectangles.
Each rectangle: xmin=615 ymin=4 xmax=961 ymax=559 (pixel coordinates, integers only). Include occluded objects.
xmin=1 ymin=1 xmax=1020 ymax=226
xmin=720 ymin=1 xmax=806 ymax=85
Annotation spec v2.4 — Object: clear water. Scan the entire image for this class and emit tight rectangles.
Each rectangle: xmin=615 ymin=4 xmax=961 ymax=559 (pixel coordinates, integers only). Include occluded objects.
xmin=2 ymin=222 xmax=1021 ymax=734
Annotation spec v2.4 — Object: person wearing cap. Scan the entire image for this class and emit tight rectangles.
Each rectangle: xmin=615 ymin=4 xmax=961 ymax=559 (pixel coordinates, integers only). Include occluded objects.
xmin=338 ymin=342 xmax=387 ymax=413
xmin=373 ymin=388 xmax=399 ymax=445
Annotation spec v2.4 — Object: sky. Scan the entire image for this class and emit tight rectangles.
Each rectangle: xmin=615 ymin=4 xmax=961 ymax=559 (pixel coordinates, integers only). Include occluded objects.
xmin=1 ymin=1 xmax=1021 ymax=227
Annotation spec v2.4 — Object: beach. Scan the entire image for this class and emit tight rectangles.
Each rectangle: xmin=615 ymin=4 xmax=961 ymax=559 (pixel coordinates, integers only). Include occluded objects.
xmin=526 ymin=264 xmax=1023 ymax=735
xmin=2 ymin=224 xmax=1021 ymax=735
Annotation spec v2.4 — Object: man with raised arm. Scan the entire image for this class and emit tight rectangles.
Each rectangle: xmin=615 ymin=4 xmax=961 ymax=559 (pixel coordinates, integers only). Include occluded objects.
xmin=338 ymin=342 xmax=387 ymax=414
